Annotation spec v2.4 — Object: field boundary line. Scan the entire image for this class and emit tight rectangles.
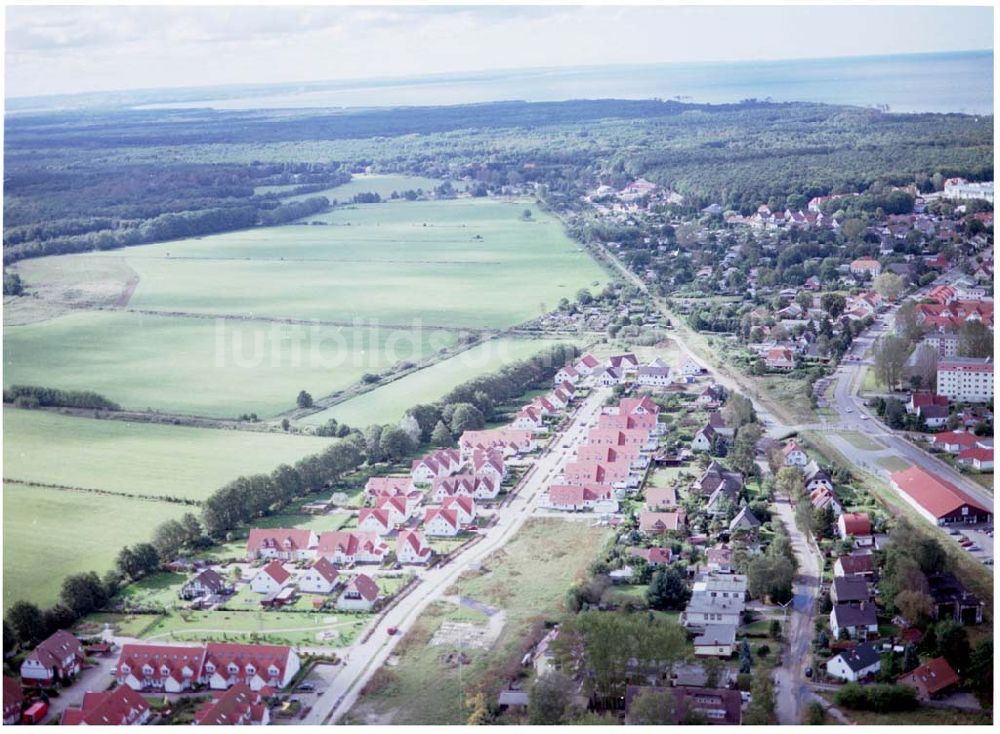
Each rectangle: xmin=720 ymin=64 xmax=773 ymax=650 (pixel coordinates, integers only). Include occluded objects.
xmin=4 ymin=477 xmax=202 ymax=506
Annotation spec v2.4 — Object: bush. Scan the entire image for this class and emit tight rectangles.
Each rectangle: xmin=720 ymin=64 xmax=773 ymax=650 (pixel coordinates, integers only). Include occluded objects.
xmin=834 ymin=683 xmax=918 ymax=713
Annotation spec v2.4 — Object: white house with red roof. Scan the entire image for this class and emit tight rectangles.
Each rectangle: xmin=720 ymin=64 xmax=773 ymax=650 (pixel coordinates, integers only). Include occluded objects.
xmin=298 ymin=557 xmax=340 ymax=595
xmin=202 ymin=643 xmax=300 ymax=691
xmin=544 ymin=484 xmax=617 ymax=512
xmin=512 ymin=406 xmax=545 ymax=432
xmin=957 ymin=446 xmax=993 ymax=471
xmin=396 ymin=530 xmax=433 ymax=565
xmin=471 ymin=447 xmax=506 ymax=485
xmin=364 ymin=476 xmax=413 ymax=498
xmin=316 ymin=531 xmax=389 ymax=565
xmin=765 ymin=347 xmax=796 ymax=372
xmin=530 ymin=395 xmax=558 ymax=417
xmin=574 ymin=354 xmax=600 ymax=375
xmin=782 ymin=441 xmax=809 ymax=467
xmin=595 ymin=366 xmax=624 ymax=386
xmin=61 ymin=686 xmax=151 ymax=726
xmin=375 ymin=494 xmax=411 ymax=524
xmin=932 ymin=430 xmax=981 ymax=454
xmin=459 ymin=428 xmax=536 ymax=460
xmin=357 ymin=508 xmax=393 ymax=536
xmin=639 ymin=511 xmax=684 ymax=535
xmin=850 ymin=257 xmax=882 ymax=278
xmin=563 ymin=460 xmax=634 ymax=489
xmin=555 ymin=364 xmax=580 ymax=385
xmin=423 ymin=507 xmax=461 ymax=536
xmin=245 ymin=528 xmax=318 ymax=561
xmin=250 ymin=561 xmax=291 ymax=594
xmin=194 ymin=682 xmax=269 ymax=726
xmin=337 ymin=574 xmax=381 ymax=612
xmin=114 ymin=644 xmax=207 ymax=693
xmin=837 ymin=513 xmax=872 ymax=541
xmin=20 ymin=630 xmax=84 ymax=687
xmin=442 ymin=495 xmax=477 ymax=524
xmin=598 ymin=411 xmax=659 ymax=434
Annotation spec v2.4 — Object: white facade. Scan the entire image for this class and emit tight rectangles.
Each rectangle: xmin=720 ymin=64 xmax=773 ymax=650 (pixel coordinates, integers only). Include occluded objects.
xmin=826 ymin=653 xmax=880 ymax=683
xmin=937 ymin=358 xmax=994 ymax=403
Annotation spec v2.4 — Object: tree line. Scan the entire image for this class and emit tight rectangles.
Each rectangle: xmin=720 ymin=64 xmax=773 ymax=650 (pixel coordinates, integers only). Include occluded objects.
xmin=4 ymin=385 xmax=121 ymax=411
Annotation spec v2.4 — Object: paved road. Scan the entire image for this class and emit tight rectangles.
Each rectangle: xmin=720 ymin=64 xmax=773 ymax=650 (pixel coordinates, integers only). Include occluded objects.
xmin=771 ymin=496 xmax=822 ymax=725
xmin=302 ymin=387 xmax=612 ymax=725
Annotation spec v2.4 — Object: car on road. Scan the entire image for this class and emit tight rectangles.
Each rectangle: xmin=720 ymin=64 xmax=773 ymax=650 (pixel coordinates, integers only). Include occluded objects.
xmin=297 ymin=682 xmax=315 ymax=691
xmin=805 ymin=667 xmax=813 ymax=678
xmin=984 ymin=559 xmax=993 ymax=566
xmin=846 ymin=408 xmax=853 ymax=413
xmin=967 ymin=544 xmax=981 ymax=552
xmin=387 ymin=626 xmax=399 ymax=635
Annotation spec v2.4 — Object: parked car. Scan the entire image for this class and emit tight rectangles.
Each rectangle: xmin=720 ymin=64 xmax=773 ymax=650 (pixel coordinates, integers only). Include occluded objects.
xmin=387 ymin=626 xmax=398 ymax=635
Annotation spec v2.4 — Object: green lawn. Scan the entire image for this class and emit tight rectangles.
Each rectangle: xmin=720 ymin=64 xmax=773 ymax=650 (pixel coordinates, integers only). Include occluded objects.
xmin=837 ymin=431 xmax=885 ymax=451
xmin=140 ymin=608 xmax=367 ymax=648
xmin=3 ymin=482 xmax=189 ymax=607
xmin=18 ymin=197 xmax=605 ymax=330
xmin=4 ymin=310 xmax=457 ymax=418
xmin=968 ymin=472 xmax=994 ymax=493
xmin=4 ymin=409 xmax=333 ymax=501
xmin=347 ymin=519 xmax=610 ymax=725
xmin=300 ymin=337 xmax=578 ymax=427
xmin=877 ymin=456 xmax=912 ymax=473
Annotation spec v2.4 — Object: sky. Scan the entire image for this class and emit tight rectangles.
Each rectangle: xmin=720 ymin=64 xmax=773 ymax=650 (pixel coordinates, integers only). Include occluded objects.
xmin=4 ymin=4 xmax=995 ymax=99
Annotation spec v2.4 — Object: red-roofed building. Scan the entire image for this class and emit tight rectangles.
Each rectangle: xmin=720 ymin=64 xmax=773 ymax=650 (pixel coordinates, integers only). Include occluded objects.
xmin=850 ymin=257 xmax=882 ymax=277
xmin=512 ymin=406 xmax=545 ymax=431
xmin=396 ymin=529 xmax=432 ymax=565
xmin=639 ymin=511 xmax=684 ymax=536
xmin=932 ymin=430 xmax=980 ymax=454
xmin=837 ymin=512 xmax=872 ymax=539
xmin=375 ymin=494 xmax=412 ymax=525
xmin=250 ymin=561 xmax=291 ymax=595
xmin=246 ymin=528 xmax=317 ymax=561
xmin=545 ymin=484 xmax=616 ymax=512
xmin=315 ymin=531 xmax=389 ymax=565
xmin=765 ymin=347 xmax=796 ymax=372
xmin=442 ymin=495 xmax=477 ymax=524
xmin=629 ymin=546 xmax=673 ymax=566
xmin=114 ymin=644 xmax=206 ymax=692
xmin=364 ymin=476 xmax=413 ymax=498
xmin=563 ymin=460 xmax=634 ymax=488
xmin=891 ymin=466 xmax=992 ymax=525
xmin=459 ymin=429 xmax=536 ymax=460
xmin=423 ymin=507 xmax=461 ymax=536
xmin=574 ymin=354 xmax=600 ymax=375
xmin=937 ymin=357 xmax=993 ymax=403
xmin=357 ymin=508 xmax=393 ymax=536
xmin=203 ymin=643 xmax=300 ymax=691
xmin=60 ymin=686 xmax=151 ymax=726
xmin=194 ymin=682 xmax=269 ymax=726
xmin=907 ymin=392 xmax=948 ymax=414
xmin=298 ymin=557 xmax=340 ymax=595
xmin=20 ymin=630 xmax=84 ymax=687
xmin=898 ymin=657 xmax=960 ymax=701
xmin=337 ymin=574 xmax=381 ymax=612
xmin=957 ymin=446 xmax=994 ymax=471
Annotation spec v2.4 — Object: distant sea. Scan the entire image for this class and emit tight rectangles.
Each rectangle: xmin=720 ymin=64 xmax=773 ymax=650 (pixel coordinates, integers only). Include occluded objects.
xmin=8 ymin=50 xmax=993 ymax=115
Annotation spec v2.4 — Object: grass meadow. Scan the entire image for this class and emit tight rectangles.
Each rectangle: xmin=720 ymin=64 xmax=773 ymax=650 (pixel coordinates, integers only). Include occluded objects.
xmin=299 ymin=336 xmax=579 ymax=427
xmin=19 ymin=197 xmax=605 ymax=328
xmin=4 ymin=310 xmax=457 ymax=417
xmin=3 ymin=409 xmax=333 ymax=501
xmin=3 ymin=482 xmax=190 ymax=607
xmin=282 ymin=173 xmax=444 ymax=203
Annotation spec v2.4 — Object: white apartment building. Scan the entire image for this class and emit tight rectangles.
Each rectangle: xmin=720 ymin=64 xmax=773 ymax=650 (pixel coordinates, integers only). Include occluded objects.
xmin=937 ymin=357 xmax=994 ymax=403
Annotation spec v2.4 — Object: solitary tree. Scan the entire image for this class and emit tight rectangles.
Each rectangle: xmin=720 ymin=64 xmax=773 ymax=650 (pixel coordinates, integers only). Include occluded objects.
xmin=628 ymin=687 xmax=676 ymax=724
xmin=296 ymin=390 xmax=313 ymax=409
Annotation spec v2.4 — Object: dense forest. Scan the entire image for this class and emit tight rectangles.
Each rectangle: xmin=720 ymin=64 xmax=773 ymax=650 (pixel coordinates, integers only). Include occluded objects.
xmin=4 ymin=99 xmax=992 ymax=263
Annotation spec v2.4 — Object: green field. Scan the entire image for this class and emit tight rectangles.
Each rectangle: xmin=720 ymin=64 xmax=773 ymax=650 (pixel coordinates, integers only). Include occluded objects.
xmin=282 ymin=174 xmax=444 ymax=203
xmin=300 ymin=337 xmax=578 ymax=427
xmin=15 ymin=197 xmax=604 ymax=329
xmin=4 ymin=310 xmax=456 ymax=417
xmin=3 ymin=409 xmax=332 ymax=501
xmin=3 ymin=482 xmax=190 ymax=607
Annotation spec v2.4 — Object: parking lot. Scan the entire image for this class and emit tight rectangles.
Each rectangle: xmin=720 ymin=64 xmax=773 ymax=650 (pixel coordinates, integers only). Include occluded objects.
xmin=948 ymin=523 xmax=994 ymax=564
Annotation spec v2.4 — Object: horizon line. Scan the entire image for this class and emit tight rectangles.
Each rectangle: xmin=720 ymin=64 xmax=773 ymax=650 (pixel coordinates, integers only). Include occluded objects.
xmin=6 ymin=47 xmax=993 ymax=104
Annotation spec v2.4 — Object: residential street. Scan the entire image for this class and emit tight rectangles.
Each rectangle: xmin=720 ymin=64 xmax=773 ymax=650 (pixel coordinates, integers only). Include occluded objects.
xmin=770 ymin=496 xmax=822 ymax=725
xmin=301 ymin=386 xmax=612 ymax=725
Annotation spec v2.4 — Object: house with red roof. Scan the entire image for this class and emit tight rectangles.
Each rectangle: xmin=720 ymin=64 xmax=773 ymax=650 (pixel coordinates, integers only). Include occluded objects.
xmin=837 ymin=512 xmax=872 ymax=540
xmin=834 ymin=553 xmax=875 ymax=579
xmin=554 ymin=363 xmax=580 ymax=385
xmin=337 ymin=574 xmax=381 ymax=612
xmin=396 ymin=530 xmax=433 ymax=565
xmin=364 ymin=476 xmax=413 ymax=498
xmin=459 ymin=428 xmax=536 ymax=460
xmin=629 ymin=546 xmax=672 ymax=566
xmin=298 ymin=557 xmax=340 ymax=595
xmin=644 ymin=486 xmax=678 ymax=511
xmin=898 ymin=657 xmax=960 ymax=701
xmin=375 ymin=494 xmax=412 ymax=525
xmin=544 ymin=484 xmax=616 ymax=512
xmin=203 ymin=643 xmax=300 ymax=691
xmin=250 ymin=561 xmax=291 ymax=595
xmin=440 ymin=494 xmax=475 ymax=523
xmin=114 ymin=644 xmax=207 ymax=692
xmin=850 ymin=257 xmax=882 ymax=277
xmin=932 ymin=430 xmax=981 ymax=454
xmin=471 ymin=447 xmax=506 ymax=486
xmin=315 ymin=531 xmax=389 ymax=565
xmin=639 ymin=511 xmax=684 ymax=536
xmin=245 ymin=528 xmax=318 ymax=561
xmin=357 ymin=508 xmax=394 ymax=536
xmin=782 ymin=440 xmax=808 ymax=467
xmin=411 ymin=449 xmax=461 ymax=485
xmin=957 ymin=446 xmax=994 ymax=471
xmin=563 ymin=459 xmax=635 ymax=489
xmin=3 ymin=677 xmax=23 ymax=725
xmin=890 ymin=466 xmax=992 ymax=525
xmin=60 ymin=686 xmax=151 ymax=726
xmin=20 ymin=630 xmax=85 ymax=687
xmin=765 ymin=347 xmax=796 ymax=372
xmin=906 ymin=391 xmax=948 ymax=414
xmin=512 ymin=405 xmax=545 ymax=432
xmin=194 ymin=682 xmax=269 ymax=726
xmin=574 ymin=353 xmax=600 ymax=375
xmin=423 ymin=507 xmax=461 ymax=536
